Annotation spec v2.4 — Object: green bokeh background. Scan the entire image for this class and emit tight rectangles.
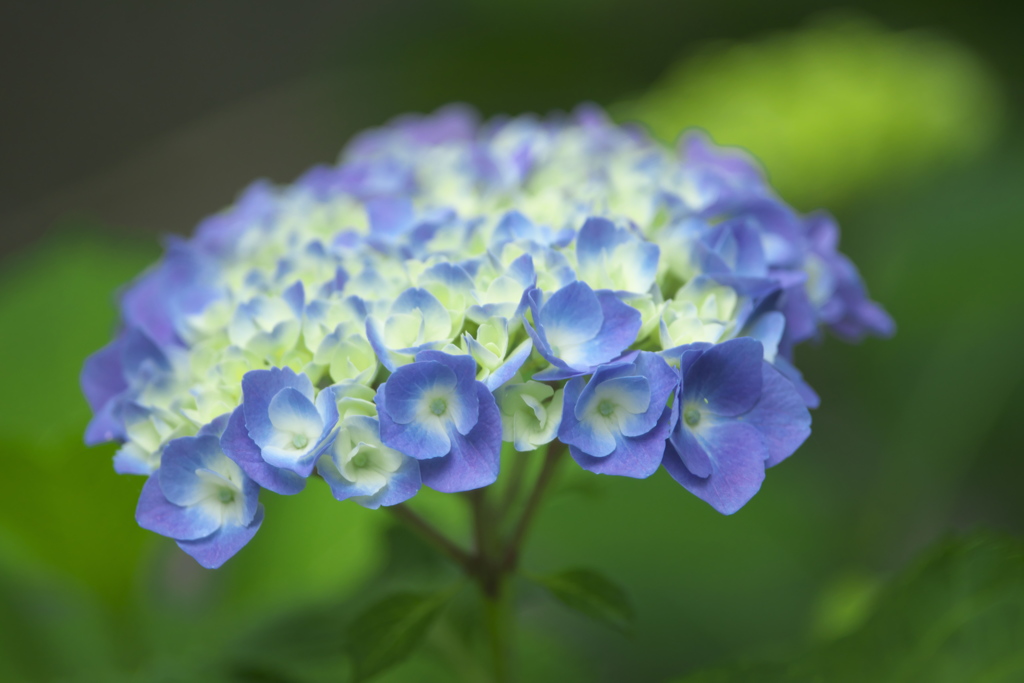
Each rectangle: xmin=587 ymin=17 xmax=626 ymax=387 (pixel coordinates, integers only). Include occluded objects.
xmin=1 ymin=2 xmax=1023 ymax=681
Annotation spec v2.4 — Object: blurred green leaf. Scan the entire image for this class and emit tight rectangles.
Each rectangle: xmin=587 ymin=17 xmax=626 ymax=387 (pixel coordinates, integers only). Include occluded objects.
xmin=0 ymin=227 xmax=157 ymax=450
xmin=348 ymin=590 xmax=451 ymax=681
xmin=0 ymin=539 xmax=121 ymax=683
xmin=673 ymin=533 xmax=1024 ymax=682
xmin=227 ymin=599 xmax=350 ymax=683
xmin=222 ymin=478 xmax=386 ymax=614
xmin=615 ymin=17 xmax=1004 ymax=209
xmin=530 ymin=568 xmax=634 ymax=634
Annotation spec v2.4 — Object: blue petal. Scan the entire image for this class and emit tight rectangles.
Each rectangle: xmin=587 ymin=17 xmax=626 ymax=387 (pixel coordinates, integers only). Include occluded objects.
xmin=242 ymin=367 xmax=315 ymax=449
xmin=135 ymin=475 xmax=221 ymax=541
xmin=419 ymin=384 xmax=501 ymax=492
xmin=221 ymin=407 xmax=306 ymax=495
xmin=159 ymin=435 xmax=224 ymax=506
xmin=573 ymin=290 xmax=641 ymax=369
xmin=383 ymin=360 xmax=457 ymax=425
xmin=772 ymin=356 xmax=820 ymax=409
xmin=663 ymin=418 xmax=767 ymax=515
xmin=558 ymin=376 xmax=618 ymax=458
xmin=268 ymin=387 xmax=323 ymax=436
xmin=617 ymin=352 xmax=679 ymax=437
xmin=414 ymin=351 xmax=480 ymax=435
xmin=80 ymin=337 xmax=127 ymax=415
xmin=571 ymin=405 xmax=673 ymax=479
xmin=683 ymin=337 xmax=763 ymax=417
xmin=376 ymin=383 xmax=451 ymax=459
xmin=537 ymin=281 xmax=603 ymax=352
xmin=744 ymin=363 xmax=812 ymax=467
xmin=576 ymin=217 xmax=621 ymax=266
xmin=176 ymin=505 xmax=265 ymax=569
xmin=366 ymin=197 xmax=414 ymax=235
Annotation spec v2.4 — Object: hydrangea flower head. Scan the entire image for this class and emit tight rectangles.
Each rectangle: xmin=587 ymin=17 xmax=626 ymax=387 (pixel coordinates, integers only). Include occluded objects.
xmin=83 ymin=103 xmax=891 ymax=566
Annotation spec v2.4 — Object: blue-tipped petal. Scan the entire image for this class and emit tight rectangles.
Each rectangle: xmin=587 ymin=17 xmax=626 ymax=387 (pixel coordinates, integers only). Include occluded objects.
xmin=221 ymin=407 xmax=306 ymax=495
xmin=376 ymin=383 xmax=452 ymax=459
xmin=135 ymin=475 xmax=221 ymax=541
xmin=744 ymin=363 xmax=812 ymax=467
xmin=570 ymin=405 xmax=673 ymax=479
xmin=176 ymin=505 xmax=265 ymax=569
xmin=267 ymin=388 xmax=324 ymax=437
xmin=682 ymin=337 xmax=763 ymax=417
xmin=663 ymin=418 xmax=767 ymax=515
xmin=419 ymin=384 xmax=501 ymax=492
xmin=242 ymin=367 xmax=315 ymax=448
xmin=383 ymin=360 xmax=457 ymax=425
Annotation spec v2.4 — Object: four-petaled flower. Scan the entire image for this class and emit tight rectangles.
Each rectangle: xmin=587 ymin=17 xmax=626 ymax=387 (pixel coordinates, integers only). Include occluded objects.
xmin=376 ymin=351 xmax=502 ymax=492
xmin=559 ymin=351 xmax=678 ymax=478
xmin=221 ymin=367 xmax=339 ymax=494
xmin=524 ymin=281 xmax=641 ymax=380
xmin=136 ymin=417 xmax=264 ymax=568
xmin=661 ymin=337 xmax=811 ymax=514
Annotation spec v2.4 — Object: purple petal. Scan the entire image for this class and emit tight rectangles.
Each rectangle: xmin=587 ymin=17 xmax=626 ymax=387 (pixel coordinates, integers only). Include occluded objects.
xmin=419 ymin=384 xmax=501 ymax=492
xmin=571 ymin=405 xmax=673 ymax=479
xmin=221 ymin=407 xmax=306 ymax=495
xmin=135 ymin=475 xmax=220 ymax=541
xmin=176 ymin=505 xmax=265 ymax=569
xmin=376 ymin=383 xmax=451 ymax=459
xmin=744 ymin=363 xmax=812 ymax=468
xmin=683 ymin=337 xmax=763 ymax=417
xmin=242 ymin=367 xmax=315 ymax=448
xmin=663 ymin=419 xmax=767 ymax=515
xmin=383 ymin=360 xmax=457 ymax=425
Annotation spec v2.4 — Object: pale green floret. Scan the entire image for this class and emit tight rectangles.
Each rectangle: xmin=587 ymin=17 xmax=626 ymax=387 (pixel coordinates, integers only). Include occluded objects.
xmin=330 ymin=417 xmax=404 ymax=491
xmin=465 ymin=318 xmax=510 ymax=371
xmin=626 ymin=294 xmax=664 ymax=343
xmin=325 ymin=335 xmax=377 ymax=385
xmin=335 ymin=382 xmax=379 ymax=420
xmin=495 ymin=381 xmax=564 ymax=452
xmin=659 ymin=281 xmax=740 ymax=349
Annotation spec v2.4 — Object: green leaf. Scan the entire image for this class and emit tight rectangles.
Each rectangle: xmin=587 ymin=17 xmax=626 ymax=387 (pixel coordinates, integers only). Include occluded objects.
xmin=530 ymin=568 xmax=634 ymax=634
xmin=672 ymin=532 xmax=1024 ymax=683
xmin=347 ymin=590 xmax=451 ymax=681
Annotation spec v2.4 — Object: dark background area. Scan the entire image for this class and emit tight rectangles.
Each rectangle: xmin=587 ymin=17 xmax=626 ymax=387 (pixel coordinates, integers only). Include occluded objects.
xmin=1 ymin=1 xmax=1023 ymax=682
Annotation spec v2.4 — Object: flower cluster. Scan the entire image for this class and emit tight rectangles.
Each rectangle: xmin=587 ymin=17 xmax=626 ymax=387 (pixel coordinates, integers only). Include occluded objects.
xmin=82 ymin=104 xmax=892 ymax=567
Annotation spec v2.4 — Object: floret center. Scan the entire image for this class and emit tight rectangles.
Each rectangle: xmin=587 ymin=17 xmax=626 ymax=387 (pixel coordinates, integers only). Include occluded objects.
xmin=430 ymin=398 xmax=448 ymax=416
xmin=684 ymin=407 xmax=701 ymax=427
xmin=292 ymin=433 xmax=309 ymax=449
xmin=217 ymin=488 xmax=235 ymax=504
xmin=352 ymin=452 xmax=369 ymax=468
xmin=598 ymin=399 xmax=617 ymax=417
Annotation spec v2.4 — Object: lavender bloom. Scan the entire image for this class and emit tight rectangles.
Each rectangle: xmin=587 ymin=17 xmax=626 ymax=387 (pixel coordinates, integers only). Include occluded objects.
xmin=559 ymin=352 xmax=678 ymax=478
xmin=524 ymin=281 xmax=642 ymax=381
xmin=220 ymin=367 xmax=339 ymax=494
xmin=661 ymin=338 xmax=811 ymax=514
xmin=376 ymin=351 xmax=502 ymax=492
xmin=136 ymin=417 xmax=263 ymax=568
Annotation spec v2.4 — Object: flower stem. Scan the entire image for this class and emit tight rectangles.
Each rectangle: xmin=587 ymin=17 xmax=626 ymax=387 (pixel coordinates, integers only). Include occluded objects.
xmin=483 ymin=576 xmax=512 ymax=683
xmin=502 ymin=443 xmax=565 ymax=572
xmin=386 ymin=503 xmax=475 ymax=573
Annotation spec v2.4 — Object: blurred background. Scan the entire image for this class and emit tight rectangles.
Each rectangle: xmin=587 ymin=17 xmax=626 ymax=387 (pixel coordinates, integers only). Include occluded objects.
xmin=1 ymin=1 xmax=1023 ymax=681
